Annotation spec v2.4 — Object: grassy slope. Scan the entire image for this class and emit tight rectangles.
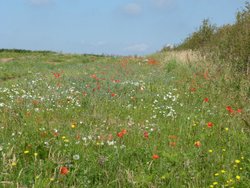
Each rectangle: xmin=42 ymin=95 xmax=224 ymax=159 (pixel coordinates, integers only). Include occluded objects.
xmin=0 ymin=51 xmax=249 ymax=187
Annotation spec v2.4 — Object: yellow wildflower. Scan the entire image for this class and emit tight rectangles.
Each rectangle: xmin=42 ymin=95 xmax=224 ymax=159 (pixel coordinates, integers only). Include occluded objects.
xmin=236 ymin=175 xmax=240 ymax=180
xmin=228 ymin=179 xmax=233 ymax=183
xmin=235 ymin=160 xmax=240 ymax=164
xmin=24 ymin=150 xmax=29 ymax=154
xmin=71 ymin=123 xmax=76 ymax=129
xmin=221 ymin=170 xmax=226 ymax=173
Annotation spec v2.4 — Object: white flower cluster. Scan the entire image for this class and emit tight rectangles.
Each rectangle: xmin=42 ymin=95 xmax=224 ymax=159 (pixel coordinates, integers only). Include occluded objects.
xmin=151 ymin=91 xmax=179 ymax=119
xmin=0 ymin=74 xmax=85 ymax=112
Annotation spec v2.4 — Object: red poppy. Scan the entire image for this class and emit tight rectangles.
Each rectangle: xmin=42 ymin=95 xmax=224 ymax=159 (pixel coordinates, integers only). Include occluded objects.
xmin=203 ymin=98 xmax=209 ymax=102
xmin=121 ymin=129 xmax=127 ymax=134
xmin=194 ymin=141 xmax=201 ymax=148
xmin=152 ymin=154 xmax=159 ymax=159
xmin=207 ymin=122 xmax=213 ymax=128
xmin=53 ymin=72 xmax=61 ymax=78
xmin=60 ymin=166 xmax=69 ymax=175
xmin=237 ymin=109 xmax=242 ymax=113
xmin=117 ymin=132 xmax=124 ymax=138
xmin=53 ymin=132 xmax=59 ymax=137
xmin=169 ymin=142 xmax=176 ymax=147
xmin=90 ymin=74 xmax=97 ymax=79
xmin=117 ymin=129 xmax=127 ymax=138
xmin=111 ymin=93 xmax=116 ymax=97
xmin=148 ymin=58 xmax=158 ymax=65
xmin=226 ymin=106 xmax=234 ymax=114
xmin=144 ymin=131 xmax=149 ymax=139
xmin=190 ymin=87 xmax=196 ymax=92
xmin=113 ymin=79 xmax=121 ymax=83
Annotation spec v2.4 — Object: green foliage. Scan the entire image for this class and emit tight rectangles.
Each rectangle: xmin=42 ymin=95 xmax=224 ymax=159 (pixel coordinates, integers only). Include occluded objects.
xmin=176 ymin=2 xmax=250 ymax=74
xmin=0 ymin=49 xmax=54 ymax=54
xmin=178 ymin=19 xmax=216 ymax=51
xmin=165 ymin=59 xmax=177 ymax=73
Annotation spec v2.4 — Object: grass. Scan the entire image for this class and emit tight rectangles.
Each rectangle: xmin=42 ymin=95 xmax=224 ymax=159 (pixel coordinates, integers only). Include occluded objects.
xmin=0 ymin=50 xmax=249 ymax=187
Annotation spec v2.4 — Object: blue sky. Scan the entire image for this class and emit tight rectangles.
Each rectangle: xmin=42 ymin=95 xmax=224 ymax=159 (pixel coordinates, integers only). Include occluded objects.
xmin=0 ymin=0 xmax=247 ymax=55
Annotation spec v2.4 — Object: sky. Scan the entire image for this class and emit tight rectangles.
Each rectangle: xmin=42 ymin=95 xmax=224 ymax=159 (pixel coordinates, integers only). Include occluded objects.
xmin=0 ymin=0 xmax=247 ymax=55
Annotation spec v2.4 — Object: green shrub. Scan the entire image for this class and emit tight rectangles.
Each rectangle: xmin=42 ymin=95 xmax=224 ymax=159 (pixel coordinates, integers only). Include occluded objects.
xmin=175 ymin=2 xmax=250 ymax=75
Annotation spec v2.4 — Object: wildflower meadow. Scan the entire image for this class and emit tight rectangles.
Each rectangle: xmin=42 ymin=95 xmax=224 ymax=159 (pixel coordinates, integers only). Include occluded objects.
xmin=0 ymin=50 xmax=249 ymax=187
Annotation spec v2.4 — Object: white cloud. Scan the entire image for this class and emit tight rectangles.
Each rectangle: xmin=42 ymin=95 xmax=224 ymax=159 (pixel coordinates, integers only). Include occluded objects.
xmin=124 ymin=43 xmax=149 ymax=52
xmin=123 ymin=3 xmax=142 ymax=15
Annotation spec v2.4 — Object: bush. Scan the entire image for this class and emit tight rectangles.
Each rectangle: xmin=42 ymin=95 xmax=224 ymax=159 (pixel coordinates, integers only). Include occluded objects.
xmin=175 ymin=2 xmax=250 ymax=75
